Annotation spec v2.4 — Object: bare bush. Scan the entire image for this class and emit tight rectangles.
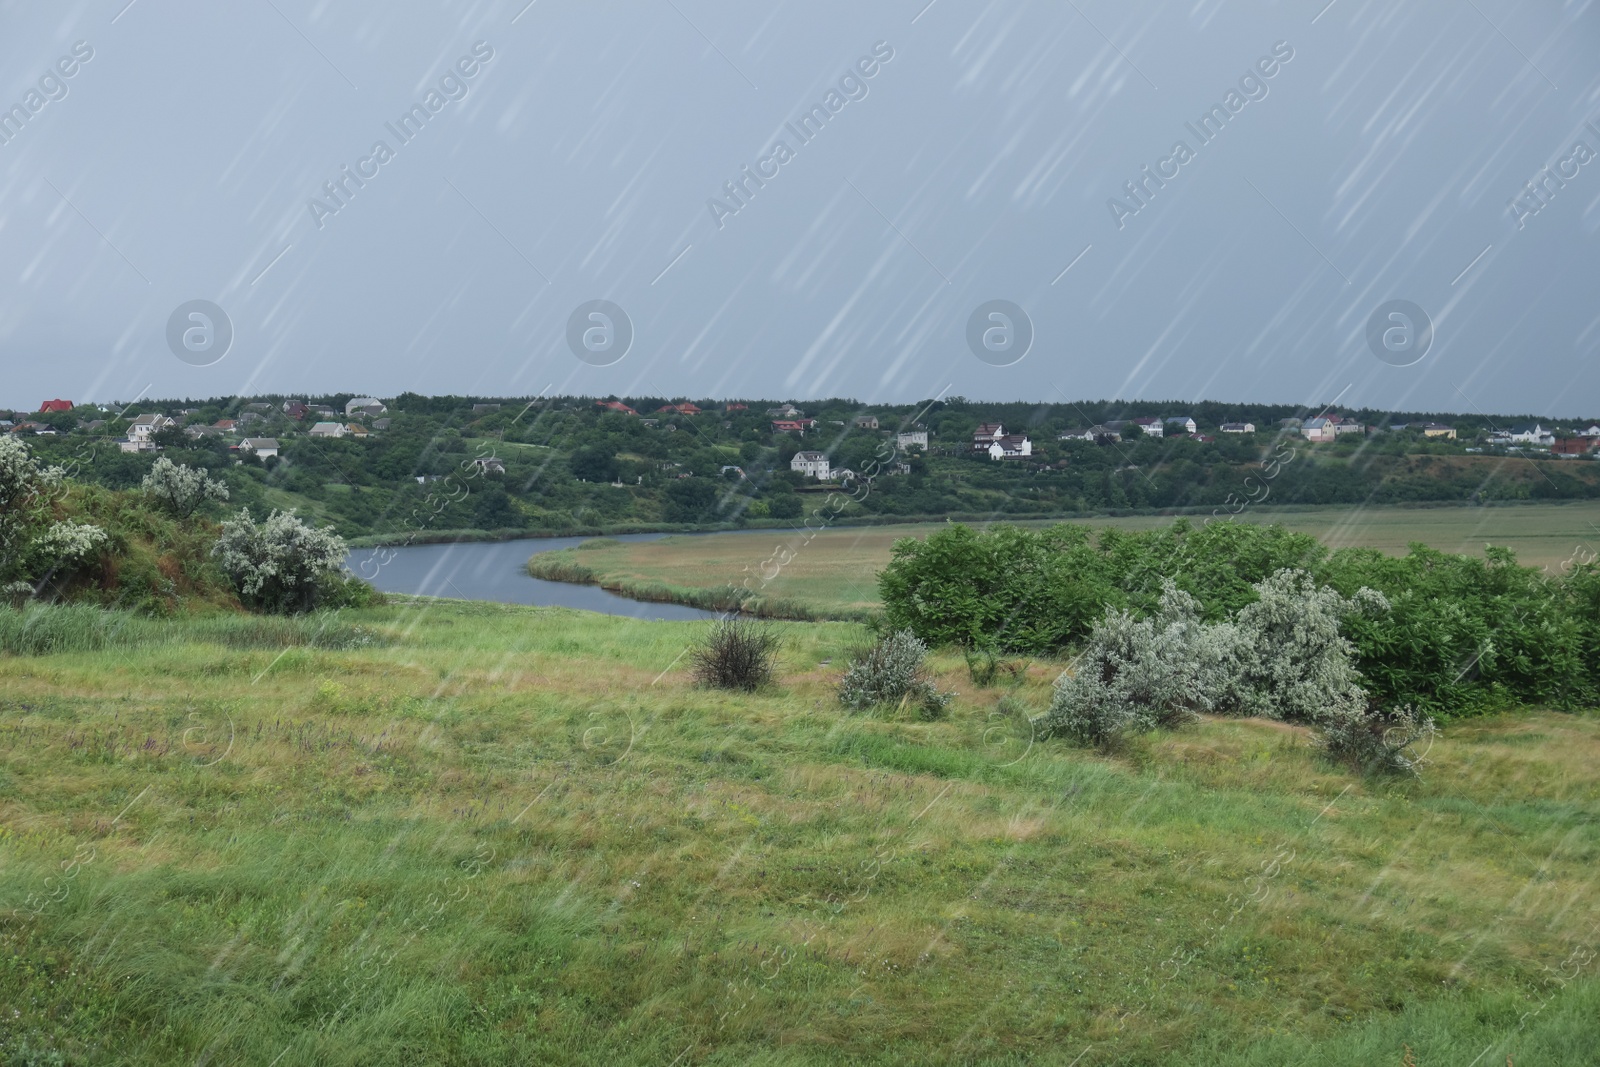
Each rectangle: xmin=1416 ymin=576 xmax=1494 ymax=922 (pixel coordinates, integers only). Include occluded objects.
xmin=691 ymin=616 xmax=780 ymax=692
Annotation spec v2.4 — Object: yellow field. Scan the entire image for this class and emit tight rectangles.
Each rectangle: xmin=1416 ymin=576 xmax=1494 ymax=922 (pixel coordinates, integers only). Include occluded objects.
xmin=547 ymin=503 xmax=1600 ymax=617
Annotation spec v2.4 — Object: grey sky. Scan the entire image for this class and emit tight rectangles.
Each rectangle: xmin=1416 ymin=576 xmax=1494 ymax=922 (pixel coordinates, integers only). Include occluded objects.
xmin=1 ymin=0 xmax=1597 ymax=415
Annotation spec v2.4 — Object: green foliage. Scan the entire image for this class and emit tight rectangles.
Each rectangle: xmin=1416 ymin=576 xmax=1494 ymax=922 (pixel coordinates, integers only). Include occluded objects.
xmin=211 ymin=508 xmax=354 ymax=614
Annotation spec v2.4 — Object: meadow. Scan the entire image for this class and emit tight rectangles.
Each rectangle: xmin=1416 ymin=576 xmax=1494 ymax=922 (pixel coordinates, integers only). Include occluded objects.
xmin=1 ymin=597 xmax=1597 ymax=1064
xmin=527 ymin=502 xmax=1600 ymax=619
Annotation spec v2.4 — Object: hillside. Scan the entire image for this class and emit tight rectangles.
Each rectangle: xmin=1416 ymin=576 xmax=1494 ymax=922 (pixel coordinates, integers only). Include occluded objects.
xmin=1 ymin=599 xmax=1596 ymax=1064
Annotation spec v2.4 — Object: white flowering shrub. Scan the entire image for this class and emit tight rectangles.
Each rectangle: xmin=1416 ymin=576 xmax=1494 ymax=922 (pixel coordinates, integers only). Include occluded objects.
xmin=211 ymin=508 xmax=349 ymax=613
xmin=1317 ymin=702 xmax=1436 ymax=776
xmin=839 ymin=629 xmax=953 ymax=719
xmin=142 ymin=457 xmax=229 ymax=518
xmin=0 ymin=438 xmax=107 ymax=598
xmin=1040 ymin=582 xmax=1244 ymax=749
xmin=1231 ymin=569 xmax=1388 ymax=724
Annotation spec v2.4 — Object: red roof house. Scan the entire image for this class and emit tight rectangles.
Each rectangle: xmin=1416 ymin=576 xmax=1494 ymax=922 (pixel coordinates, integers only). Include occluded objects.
xmin=598 ymin=400 xmax=638 ymax=415
xmin=39 ymin=399 xmax=72 ymax=413
xmin=657 ymin=403 xmax=702 ymax=416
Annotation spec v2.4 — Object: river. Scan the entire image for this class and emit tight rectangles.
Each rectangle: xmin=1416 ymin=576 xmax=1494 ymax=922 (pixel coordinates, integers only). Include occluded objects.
xmin=345 ymin=534 xmax=719 ymax=621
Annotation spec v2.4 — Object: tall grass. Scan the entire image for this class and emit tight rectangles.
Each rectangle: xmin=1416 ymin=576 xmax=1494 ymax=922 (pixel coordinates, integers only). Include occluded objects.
xmin=0 ymin=603 xmax=387 ymax=655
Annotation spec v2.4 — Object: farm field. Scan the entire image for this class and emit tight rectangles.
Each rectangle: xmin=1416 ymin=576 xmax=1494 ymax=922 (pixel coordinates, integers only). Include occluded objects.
xmin=528 ymin=502 xmax=1600 ymax=618
xmin=1 ymin=599 xmax=1597 ymax=1064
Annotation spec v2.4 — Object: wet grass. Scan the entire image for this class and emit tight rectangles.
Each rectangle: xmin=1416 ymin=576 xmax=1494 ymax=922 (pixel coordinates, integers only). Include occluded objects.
xmin=0 ymin=597 xmax=1596 ymax=1064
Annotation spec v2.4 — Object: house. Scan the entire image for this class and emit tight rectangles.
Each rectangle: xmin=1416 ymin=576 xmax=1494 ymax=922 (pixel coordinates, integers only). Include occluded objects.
xmin=282 ymin=401 xmax=309 ymax=419
xmin=471 ymin=403 xmax=501 ymax=415
xmin=719 ymin=465 xmax=747 ymax=479
xmin=345 ymin=423 xmax=368 ymax=437
xmin=772 ymin=419 xmax=812 ymax=435
xmin=185 ymin=425 xmax=223 ymax=439
xmin=853 ymin=414 xmax=879 ymax=429
xmin=1578 ymin=424 xmax=1600 ymax=438
xmin=1333 ymin=418 xmax=1365 ymax=436
xmin=791 ymin=450 xmax=831 ymax=479
xmin=308 ymin=421 xmax=346 ymax=439
xmin=371 ymin=418 xmax=390 ymax=431
xmin=724 ymin=403 xmax=748 ymax=412
xmin=244 ymin=402 xmax=274 ymax=414
xmin=987 ymin=434 xmax=1033 ymax=460
xmin=212 ymin=419 xmax=236 ymax=432
xmin=346 ymin=397 xmax=387 ymax=417
xmin=1220 ymin=422 xmax=1256 ymax=434
xmin=767 ymin=403 xmax=801 ymax=417
xmin=1186 ymin=433 xmax=1217 ymax=443
xmin=829 ymin=466 xmax=857 ymax=482
xmin=128 ymin=413 xmax=175 ymax=443
xmin=1508 ymin=423 xmax=1555 ymax=446
xmin=238 ymin=437 xmax=280 ymax=459
xmin=38 ymin=399 xmax=73 ymax=414
xmin=1164 ymin=416 xmax=1198 ymax=435
xmin=597 ymin=400 xmax=638 ymax=416
xmin=469 ymin=457 xmax=505 ymax=475
xmin=1278 ymin=417 xmax=1303 ymax=429
xmin=896 ymin=430 xmax=929 ymax=450
xmin=1057 ymin=427 xmax=1097 ymax=442
xmin=1301 ymin=417 xmax=1338 ymax=442
xmin=1553 ymin=437 xmax=1598 ymax=457
xmin=658 ymin=403 xmax=702 ymax=416
xmin=1420 ymin=423 xmax=1456 ymax=439
xmin=1131 ymin=416 xmax=1165 ymax=437
xmin=971 ymin=423 xmax=1006 ymax=452
xmin=118 ymin=438 xmax=154 ymax=453
xmin=237 ymin=411 xmax=265 ymax=425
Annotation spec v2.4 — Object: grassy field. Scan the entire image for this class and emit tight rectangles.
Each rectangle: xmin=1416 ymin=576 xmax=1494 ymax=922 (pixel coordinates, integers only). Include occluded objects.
xmin=1 ymin=598 xmax=1598 ymax=1064
xmin=530 ymin=503 xmax=1600 ymax=619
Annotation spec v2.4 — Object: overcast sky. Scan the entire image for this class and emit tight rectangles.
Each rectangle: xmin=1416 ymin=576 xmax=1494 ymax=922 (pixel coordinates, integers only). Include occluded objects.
xmin=1 ymin=0 xmax=1597 ymax=416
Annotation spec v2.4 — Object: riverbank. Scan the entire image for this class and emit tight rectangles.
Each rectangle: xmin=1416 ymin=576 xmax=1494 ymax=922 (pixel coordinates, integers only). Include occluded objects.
xmin=522 ymin=501 xmax=1600 ymax=619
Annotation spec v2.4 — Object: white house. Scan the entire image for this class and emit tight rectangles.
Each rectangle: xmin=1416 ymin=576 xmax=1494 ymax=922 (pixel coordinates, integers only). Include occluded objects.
xmin=1508 ymin=423 xmax=1554 ymax=446
xmin=1333 ymin=418 xmax=1365 ymax=436
xmin=1578 ymin=424 xmax=1600 ymax=438
xmin=1131 ymin=416 xmax=1164 ymax=437
xmin=128 ymin=413 xmax=174 ymax=442
xmin=1164 ymin=416 xmax=1197 ymax=435
xmin=1058 ymin=427 xmax=1096 ymax=441
xmin=790 ymin=450 xmax=831 ymax=479
xmin=987 ymin=434 xmax=1032 ymax=460
xmin=896 ymin=430 xmax=929 ymax=450
xmin=346 ymin=397 xmax=387 ymax=417
xmin=1220 ymin=422 xmax=1256 ymax=434
xmin=971 ymin=422 xmax=1005 ymax=452
xmin=1301 ymin=417 xmax=1338 ymax=442
xmin=308 ymin=421 xmax=347 ymax=439
xmin=238 ymin=437 xmax=279 ymax=458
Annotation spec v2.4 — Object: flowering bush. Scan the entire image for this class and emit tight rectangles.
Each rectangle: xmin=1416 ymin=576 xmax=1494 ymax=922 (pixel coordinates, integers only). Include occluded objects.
xmin=211 ymin=508 xmax=349 ymax=613
xmin=839 ymin=629 xmax=952 ymax=720
xmin=0 ymin=437 xmax=106 ymax=597
xmin=142 ymin=457 xmax=229 ymax=518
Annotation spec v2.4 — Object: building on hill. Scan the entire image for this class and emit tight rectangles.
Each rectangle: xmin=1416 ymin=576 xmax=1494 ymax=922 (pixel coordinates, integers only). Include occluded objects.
xmin=309 ymin=421 xmax=346 ymax=438
xmin=282 ymin=400 xmax=308 ymax=418
xmin=987 ymin=434 xmax=1032 ymax=460
xmin=767 ymin=403 xmax=801 ymax=417
xmin=1220 ymin=422 xmax=1255 ymax=434
xmin=972 ymin=423 xmax=1005 ymax=452
xmin=1506 ymin=423 xmax=1554 ymax=446
xmin=724 ymin=403 xmax=748 ymax=411
xmin=1578 ymin=423 xmax=1600 ymax=437
xmin=1130 ymin=416 xmax=1164 ymax=437
xmin=1301 ymin=417 xmax=1338 ymax=442
xmin=238 ymin=437 xmax=279 ymax=458
xmin=39 ymin=399 xmax=73 ymax=413
xmin=598 ymin=400 xmax=638 ymax=415
xmin=772 ymin=418 xmax=813 ymax=435
xmin=371 ymin=418 xmax=390 ymax=430
xmin=1164 ymin=415 xmax=1197 ymax=435
xmin=128 ymin=413 xmax=174 ymax=444
xmin=853 ymin=414 xmax=879 ymax=429
xmin=791 ymin=450 xmax=830 ymax=479
xmin=1420 ymin=423 xmax=1456 ymax=438
xmin=896 ymin=430 xmax=928 ymax=450
xmin=346 ymin=397 xmax=387 ymax=417
xmin=469 ymin=456 xmax=505 ymax=475
xmin=658 ymin=403 xmax=701 ymax=416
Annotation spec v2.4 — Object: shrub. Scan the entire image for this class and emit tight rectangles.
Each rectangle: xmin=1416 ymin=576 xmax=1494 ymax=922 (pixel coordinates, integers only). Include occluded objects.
xmin=839 ymin=629 xmax=952 ymax=719
xmin=690 ymin=616 xmax=780 ymax=692
xmin=0 ymin=437 xmax=108 ymax=596
xmin=141 ymin=457 xmax=229 ymax=519
xmin=1230 ymin=568 xmax=1387 ymax=724
xmin=1039 ymin=582 xmax=1242 ymax=749
xmin=211 ymin=508 xmax=352 ymax=614
xmin=1317 ymin=703 xmax=1436 ymax=777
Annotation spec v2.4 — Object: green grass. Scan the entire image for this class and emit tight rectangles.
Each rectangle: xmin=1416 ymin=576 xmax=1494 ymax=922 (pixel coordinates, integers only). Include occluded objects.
xmin=1 ymin=598 xmax=1597 ymax=1064
xmin=528 ymin=503 xmax=1600 ymax=618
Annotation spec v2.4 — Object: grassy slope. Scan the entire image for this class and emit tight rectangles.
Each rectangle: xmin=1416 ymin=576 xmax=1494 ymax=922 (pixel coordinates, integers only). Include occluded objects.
xmin=530 ymin=503 xmax=1600 ymax=618
xmin=1 ymin=599 xmax=1596 ymax=1064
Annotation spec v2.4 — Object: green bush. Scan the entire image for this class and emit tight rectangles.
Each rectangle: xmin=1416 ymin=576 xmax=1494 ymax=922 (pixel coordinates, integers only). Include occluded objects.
xmin=838 ymin=629 xmax=952 ymax=720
